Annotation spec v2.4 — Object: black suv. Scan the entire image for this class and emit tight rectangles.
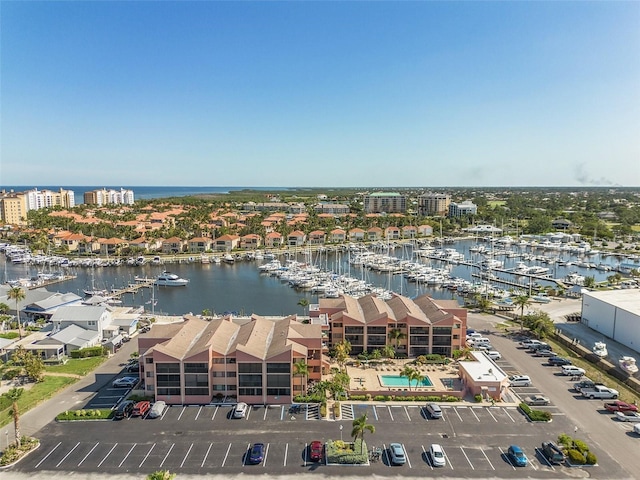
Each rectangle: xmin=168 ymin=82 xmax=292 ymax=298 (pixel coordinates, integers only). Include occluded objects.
xmin=541 ymin=441 xmax=565 ymax=464
xmin=114 ymin=400 xmax=135 ymax=420
xmin=548 ymin=356 xmax=572 ymax=366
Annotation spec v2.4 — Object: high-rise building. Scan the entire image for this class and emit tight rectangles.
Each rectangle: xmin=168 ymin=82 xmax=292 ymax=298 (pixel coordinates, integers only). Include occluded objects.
xmin=363 ymin=192 xmax=407 ymax=214
xmin=449 ymin=200 xmax=478 ymax=217
xmin=0 ymin=193 xmax=27 ymax=225
xmin=84 ymin=188 xmax=135 ymax=206
xmin=418 ymin=193 xmax=451 ymax=216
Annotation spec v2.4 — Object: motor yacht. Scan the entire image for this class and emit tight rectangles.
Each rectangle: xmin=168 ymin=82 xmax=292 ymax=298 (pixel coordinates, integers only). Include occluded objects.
xmin=155 ymin=271 xmax=189 ymax=287
xmin=592 ymin=341 xmax=607 ymax=358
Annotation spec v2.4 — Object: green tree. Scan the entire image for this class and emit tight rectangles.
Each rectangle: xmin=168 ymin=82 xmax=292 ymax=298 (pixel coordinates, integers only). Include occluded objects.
xmin=583 ymin=276 xmax=596 ymax=288
xmin=7 ymin=287 xmax=26 ymax=339
xmin=146 ymin=471 xmax=176 ymax=480
xmin=400 ymin=365 xmax=417 ymax=391
xmin=381 ymin=344 xmax=395 ymax=359
xmin=388 ymin=328 xmax=406 ymax=350
xmin=333 ymin=340 xmax=352 ymax=372
xmin=293 ymin=360 xmax=309 ymax=396
xmin=7 ymin=387 xmax=24 ymax=447
xmin=297 ymin=298 xmax=310 ymax=318
xmin=0 ymin=302 xmax=9 ymax=314
xmin=351 ymin=413 xmax=375 ymax=453
xmin=513 ymin=295 xmax=532 ymax=332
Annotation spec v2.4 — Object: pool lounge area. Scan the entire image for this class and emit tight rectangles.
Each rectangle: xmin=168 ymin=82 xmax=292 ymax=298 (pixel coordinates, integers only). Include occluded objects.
xmin=379 ymin=374 xmax=434 ymax=388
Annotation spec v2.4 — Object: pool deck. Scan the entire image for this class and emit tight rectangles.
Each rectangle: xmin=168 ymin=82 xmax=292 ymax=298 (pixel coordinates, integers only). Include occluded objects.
xmin=344 ymin=359 xmax=464 ymax=396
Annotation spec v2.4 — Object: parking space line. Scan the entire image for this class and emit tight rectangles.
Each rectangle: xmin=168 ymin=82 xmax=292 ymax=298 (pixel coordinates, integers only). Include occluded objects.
xmin=263 ymin=443 xmax=270 ymax=467
xmin=222 ymin=443 xmax=232 ymax=467
xmin=160 ymin=443 xmax=175 ymax=467
xmin=194 ymin=406 xmax=203 ymax=420
xmin=420 ymin=406 xmax=429 ymax=420
xmin=469 ymin=407 xmax=480 ymax=422
xmin=403 ymin=443 xmax=411 ymax=468
xmin=480 ymin=447 xmax=495 ymax=470
xmin=382 ymin=444 xmax=389 ymax=465
xmin=119 ymin=444 xmax=137 ymax=467
xmin=98 ymin=443 xmax=118 ymax=467
xmin=246 ymin=406 xmax=252 ymax=420
xmin=387 ymin=406 xmax=394 ymax=421
xmin=78 ymin=442 xmax=99 ymax=466
xmin=502 ymin=407 xmax=516 ymax=422
xmin=486 ymin=408 xmax=498 ymax=422
xmin=139 ymin=444 xmax=156 ymax=468
xmin=453 ymin=407 xmax=463 ymax=422
xmin=180 ymin=443 xmax=194 ymax=468
xmin=201 ymin=442 xmax=213 ymax=468
xmin=499 ymin=447 xmax=516 ymax=470
xmin=161 ymin=407 xmax=169 ymax=420
xmin=55 ymin=442 xmax=80 ymax=467
xmin=403 ymin=406 xmax=411 ymax=420
xmin=421 ymin=445 xmax=433 ymax=470
xmin=280 ymin=405 xmax=285 ymax=421
xmin=177 ymin=406 xmax=187 ymax=421
xmin=459 ymin=447 xmax=474 ymax=469
xmin=211 ymin=406 xmax=219 ymax=420
xmin=243 ymin=443 xmax=251 ymax=466
xmin=373 ymin=405 xmax=379 ymax=421
xmin=303 ymin=442 xmax=308 ymax=467
xmin=442 ymin=446 xmax=453 ymax=470
xmin=263 ymin=406 xmax=269 ymax=421
xmin=284 ymin=443 xmax=288 ymax=466
xmin=535 ymin=447 xmax=555 ymax=470
xmin=35 ymin=441 xmax=61 ymax=469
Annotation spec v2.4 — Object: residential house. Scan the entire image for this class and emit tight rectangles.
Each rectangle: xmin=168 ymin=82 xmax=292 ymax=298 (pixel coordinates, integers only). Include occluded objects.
xmin=98 ymin=237 xmax=128 ymax=256
xmin=367 ymin=227 xmax=383 ymax=241
xmin=188 ymin=237 xmax=213 ymax=253
xmin=265 ymin=232 xmax=283 ymax=248
xmin=385 ymin=226 xmax=401 ymax=240
xmin=418 ymin=225 xmax=434 ymax=237
xmin=307 ymin=230 xmax=326 ymax=246
xmin=215 ymin=234 xmax=240 ymax=252
xmin=348 ymin=228 xmax=366 ymax=242
xmin=162 ymin=237 xmax=186 ymax=254
xmin=287 ymin=231 xmax=306 ymax=247
xmin=329 ymin=229 xmax=346 ymax=243
xmin=240 ymin=234 xmax=262 ymax=250
xmin=402 ymin=226 xmax=417 ymax=238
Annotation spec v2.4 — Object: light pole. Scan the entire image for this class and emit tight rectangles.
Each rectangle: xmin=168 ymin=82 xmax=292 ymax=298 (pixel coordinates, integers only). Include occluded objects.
xmin=339 ymin=424 xmax=343 ymax=442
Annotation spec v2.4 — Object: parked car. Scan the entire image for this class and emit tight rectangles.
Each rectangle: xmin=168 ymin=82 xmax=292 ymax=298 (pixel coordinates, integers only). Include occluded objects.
xmin=508 ymin=375 xmax=532 ymax=387
xmin=615 ymin=411 xmax=640 ymax=422
xmin=147 ymin=401 xmax=166 ymax=419
xmin=634 ymin=423 xmax=640 ymax=435
xmin=425 ymin=403 xmax=443 ymax=419
xmin=604 ymin=400 xmax=638 ymax=413
xmin=429 ymin=443 xmax=446 ymax=467
xmin=535 ymin=349 xmax=557 ymax=357
xmin=248 ymin=443 xmax=265 ymax=464
xmin=507 ymin=445 xmax=527 ymax=467
xmin=233 ymin=402 xmax=248 ymax=419
xmin=519 ymin=339 xmax=544 ymax=348
xmin=561 ymin=365 xmax=586 ymax=377
xmin=524 ymin=394 xmax=550 ymax=406
xmin=486 ymin=350 xmax=501 ymax=360
xmin=573 ymin=379 xmax=597 ymax=393
xmin=132 ymin=401 xmax=150 ymax=417
xmin=125 ymin=363 xmax=139 ymax=372
xmin=112 ymin=376 xmax=138 ymax=388
xmin=114 ymin=400 xmax=135 ymax=420
xmin=309 ymin=441 xmax=323 ymax=462
xmin=547 ymin=356 xmax=572 ymax=366
xmin=541 ymin=441 xmax=565 ymax=464
xmin=388 ymin=443 xmax=406 ymax=465
xmin=527 ymin=342 xmax=550 ymax=353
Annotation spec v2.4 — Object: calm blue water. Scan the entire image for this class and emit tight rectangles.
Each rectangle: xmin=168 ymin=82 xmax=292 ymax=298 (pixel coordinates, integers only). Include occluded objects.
xmin=380 ymin=375 xmax=434 ymax=387
xmin=1 ymin=239 xmax=633 ymax=316
xmin=0 ymin=186 xmax=289 ymax=203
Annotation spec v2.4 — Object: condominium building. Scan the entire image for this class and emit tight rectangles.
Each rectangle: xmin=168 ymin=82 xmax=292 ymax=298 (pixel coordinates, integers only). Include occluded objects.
xmin=312 ymin=293 xmax=467 ymax=357
xmin=418 ymin=193 xmax=451 ymax=216
xmin=24 ymin=188 xmax=75 ymax=210
xmin=449 ymin=200 xmax=478 ymax=217
xmin=84 ymin=188 xmax=134 ymax=206
xmin=363 ymin=192 xmax=407 ymax=214
xmin=138 ymin=315 xmax=328 ymax=406
xmin=0 ymin=193 xmax=27 ymax=225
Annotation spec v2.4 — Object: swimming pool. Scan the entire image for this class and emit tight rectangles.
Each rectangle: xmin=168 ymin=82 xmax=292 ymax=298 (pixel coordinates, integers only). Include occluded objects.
xmin=379 ymin=374 xmax=433 ymax=388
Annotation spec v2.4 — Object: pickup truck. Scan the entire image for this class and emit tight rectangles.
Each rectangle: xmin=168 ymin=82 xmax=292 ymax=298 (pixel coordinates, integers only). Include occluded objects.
xmin=615 ymin=411 xmax=640 ymax=422
xmin=581 ymin=385 xmax=619 ymax=399
xmin=604 ymin=400 xmax=638 ymax=413
xmin=573 ymin=379 xmax=597 ymax=393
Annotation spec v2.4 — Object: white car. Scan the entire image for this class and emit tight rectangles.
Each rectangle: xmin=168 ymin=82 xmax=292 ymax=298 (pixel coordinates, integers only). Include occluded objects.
xmin=561 ymin=365 xmax=586 ymax=376
xmin=112 ymin=376 xmax=138 ymax=388
xmin=147 ymin=400 xmax=166 ymax=419
xmin=425 ymin=402 xmax=443 ymax=419
xmin=429 ymin=443 xmax=446 ymax=467
xmin=508 ymin=375 xmax=532 ymax=387
xmin=634 ymin=423 xmax=640 ymax=435
xmin=486 ymin=350 xmax=502 ymax=360
xmin=388 ymin=443 xmax=406 ymax=465
xmin=233 ymin=402 xmax=248 ymax=418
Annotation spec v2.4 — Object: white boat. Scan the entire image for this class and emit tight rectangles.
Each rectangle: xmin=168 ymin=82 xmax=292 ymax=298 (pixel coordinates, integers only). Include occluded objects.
xmin=619 ymin=356 xmax=638 ymax=375
xmin=155 ymin=271 xmax=189 ymax=287
xmin=592 ymin=341 xmax=607 ymax=358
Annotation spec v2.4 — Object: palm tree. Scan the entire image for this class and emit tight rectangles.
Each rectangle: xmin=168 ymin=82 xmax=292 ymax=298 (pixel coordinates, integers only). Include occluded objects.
xmin=381 ymin=344 xmax=395 ymax=359
xmin=7 ymin=387 xmax=24 ymax=447
xmin=513 ymin=295 xmax=532 ymax=332
xmin=334 ymin=340 xmax=352 ymax=372
xmin=400 ymin=365 xmax=416 ymax=390
xmin=293 ymin=360 xmax=309 ymax=396
xmin=146 ymin=471 xmax=176 ymax=480
xmin=351 ymin=413 xmax=375 ymax=453
xmin=297 ymin=298 xmax=310 ymax=319
xmin=8 ymin=286 xmax=26 ymax=340
xmin=0 ymin=302 xmax=9 ymax=314
xmin=388 ymin=327 xmax=406 ymax=351
xmin=409 ymin=369 xmax=425 ymax=390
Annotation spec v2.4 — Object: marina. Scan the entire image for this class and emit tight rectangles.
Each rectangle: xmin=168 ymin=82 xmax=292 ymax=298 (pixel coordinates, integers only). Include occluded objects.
xmin=1 ymin=237 xmax=639 ymax=317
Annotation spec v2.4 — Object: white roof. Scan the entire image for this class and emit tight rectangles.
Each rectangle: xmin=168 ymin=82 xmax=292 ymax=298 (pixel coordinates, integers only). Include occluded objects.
xmin=459 ymin=351 xmax=508 ymax=382
xmin=583 ymin=289 xmax=640 ymax=317
xmin=50 ymin=305 xmax=107 ymax=323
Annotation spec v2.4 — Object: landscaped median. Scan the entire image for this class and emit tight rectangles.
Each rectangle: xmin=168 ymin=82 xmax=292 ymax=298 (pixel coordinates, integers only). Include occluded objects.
xmin=56 ymin=408 xmax=114 ymax=421
xmin=0 ymin=437 xmax=39 ymax=468
xmin=518 ymin=402 xmax=552 ymax=422
xmin=325 ymin=439 xmax=368 ymax=465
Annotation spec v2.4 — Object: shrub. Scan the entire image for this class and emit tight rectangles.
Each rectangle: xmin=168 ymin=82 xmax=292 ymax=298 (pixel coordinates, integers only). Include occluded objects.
xmin=442 ymin=395 xmax=459 ymax=402
xmin=56 ymin=409 xmax=113 ymax=421
xmin=474 ymin=394 xmax=483 ymax=403
xmin=572 ymin=439 xmax=588 ymax=453
xmin=585 ymin=451 xmax=597 ymax=465
xmin=325 ymin=439 xmax=368 ymax=464
xmin=0 ymin=437 xmax=39 ymax=466
xmin=557 ymin=433 xmax=573 ymax=448
xmin=566 ymin=449 xmax=586 ymax=465
xmin=349 ymin=395 xmax=368 ymax=401
xmin=319 ymin=404 xmax=327 ymax=418
xmin=70 ymin=346 xmax=107 ymax=358
xmin=373 ymin=395 xmax=392 ymax=401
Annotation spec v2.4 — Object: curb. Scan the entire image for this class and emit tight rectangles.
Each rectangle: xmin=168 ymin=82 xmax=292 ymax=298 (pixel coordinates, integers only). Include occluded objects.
xmin=0 ymin=441 xmax=40 ymax=469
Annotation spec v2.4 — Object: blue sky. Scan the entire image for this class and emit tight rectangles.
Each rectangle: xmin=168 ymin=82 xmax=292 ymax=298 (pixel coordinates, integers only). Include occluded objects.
xmin=1 ymin=1 xmax=639 ymax=187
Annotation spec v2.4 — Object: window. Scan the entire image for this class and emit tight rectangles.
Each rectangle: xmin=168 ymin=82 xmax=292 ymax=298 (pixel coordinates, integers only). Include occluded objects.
xmin=157 ymin=374 xmax=181 ymax=387
xmin=156 ymin=363 xmax=180 ymax=373
xmin=184 ymin=363 xmax=208 ymax=373
xmin=185 ymin=387 xmax=209 ymax=396
xmin=157 ymin=387 xmax=180 ymax=396
xmin=145 ymin=357 xmax=154 ymax=364
xmin=238 ymin=387 xmax=262 ymax=396
xmin=238 ymin=363 xmax=262 ymax=374
xmin=146 ymin=371 xmax=154 ymax=378
xmin=213 ymin=358 xmax=225 ymax=364
xmin=239 ymin=374 xmax=262 ymax=387
xmin=267 ymin=363 xmax=290 ymax=374
xmin=146 ymin=384 xmax=154 ymax=391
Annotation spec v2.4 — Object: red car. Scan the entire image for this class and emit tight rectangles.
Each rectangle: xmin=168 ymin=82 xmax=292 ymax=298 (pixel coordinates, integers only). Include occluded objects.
xmin=132 ymin=401 xmax=151 ymax=417
xmin=604 ymin=400 xmax=638 ymax=413
xmin=309 ymin=441 xmax=323 ymax=462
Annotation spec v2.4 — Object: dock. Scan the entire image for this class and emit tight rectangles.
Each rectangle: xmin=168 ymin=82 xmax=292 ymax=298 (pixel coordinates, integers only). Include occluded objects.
xmin=109 ymin=278 xmax=155 ymax=297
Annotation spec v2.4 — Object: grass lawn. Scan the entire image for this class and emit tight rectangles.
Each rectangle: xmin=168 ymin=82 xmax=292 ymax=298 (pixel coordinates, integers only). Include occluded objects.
xmin=45 ymin=356 xmax=107 ymax=376
xmin=0 ymin=375 xmax=78 ymax=428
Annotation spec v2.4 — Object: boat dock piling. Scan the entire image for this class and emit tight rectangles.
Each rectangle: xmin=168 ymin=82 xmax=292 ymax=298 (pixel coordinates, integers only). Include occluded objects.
xmin=110 ymin=278 xmax=155 ymax=297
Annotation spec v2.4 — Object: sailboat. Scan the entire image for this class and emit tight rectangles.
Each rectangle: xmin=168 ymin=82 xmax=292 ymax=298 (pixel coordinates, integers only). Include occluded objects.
xmin=83 ymin=266 xmax=109 ymax=297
